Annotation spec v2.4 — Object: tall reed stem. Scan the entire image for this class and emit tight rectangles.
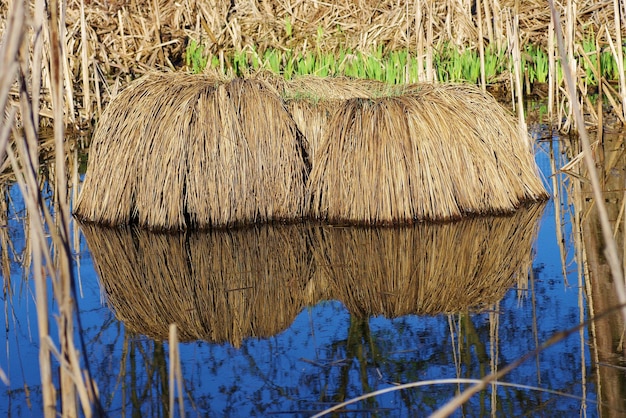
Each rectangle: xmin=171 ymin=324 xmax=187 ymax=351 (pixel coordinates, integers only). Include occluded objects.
xmin=548 ymin=18 xmax=556 ymax=118
xmin=550 ymin=0 xmax=626 ymax=325
xmin=477 ymin=0 xmax=486 ymax=90
xmin=611 ymin=0 xmax=625 ymax=120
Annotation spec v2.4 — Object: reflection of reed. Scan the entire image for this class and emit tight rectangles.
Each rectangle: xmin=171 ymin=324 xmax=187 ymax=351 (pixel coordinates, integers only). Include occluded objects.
xmin=574 ymin=132 xmax=626 ymax=416
xmin=82 ymin=203 xmax=544 ymax=347
xmin=311 ymin=204 xmax=545 ymax=318
xmin=0 ymin=183 xmax=10 ymax=283
xmin=80 ymin=223 xmax=314 ymax=348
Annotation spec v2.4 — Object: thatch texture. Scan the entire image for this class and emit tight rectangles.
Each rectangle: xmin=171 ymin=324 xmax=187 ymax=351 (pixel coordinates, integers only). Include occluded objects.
xmin=280 ymin=76 xmax=391 ymax=166
xmin=83 ymin=203 xmax=544 ymax=344
xmin=310 ymin=203 xmax=545 ymax=318
xmin=306 ymin=83 xmax=549 ymax=225
xmin=74 ymin=72 xmax=307 ymax=230
xmin=80 ymin=223 xmax=314 ymax=348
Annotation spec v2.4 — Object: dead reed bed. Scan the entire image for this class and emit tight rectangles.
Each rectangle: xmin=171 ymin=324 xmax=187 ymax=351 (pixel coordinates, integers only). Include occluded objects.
xmin=310 ymin=203 xmax=545 ymax=318
xmin=306 ymin=83 xmax=549 ymax=225
xmin=33 ymin=0 xmax=624 ymax=74
xmin=74 ymin=72 xmax=308 ymax=230
xmin=79 ymin=222 xmax=314 ymax=348
xmin=1 ymin=0 xmax=623 ymax=126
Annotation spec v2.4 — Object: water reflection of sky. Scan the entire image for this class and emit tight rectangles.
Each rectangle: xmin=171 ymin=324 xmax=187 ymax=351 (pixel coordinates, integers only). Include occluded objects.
xmin=1 ymin=131 xmax=602 ymax=417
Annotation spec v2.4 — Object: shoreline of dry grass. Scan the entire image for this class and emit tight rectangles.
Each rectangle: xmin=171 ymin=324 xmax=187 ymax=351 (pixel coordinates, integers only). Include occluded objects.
xmin=1 ymin=0 xmax=624 ymax=127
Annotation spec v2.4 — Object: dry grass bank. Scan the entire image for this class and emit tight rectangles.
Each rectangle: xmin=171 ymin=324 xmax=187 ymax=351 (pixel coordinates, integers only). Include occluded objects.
xmin=1 ymin=0 xmax=624 ymax=125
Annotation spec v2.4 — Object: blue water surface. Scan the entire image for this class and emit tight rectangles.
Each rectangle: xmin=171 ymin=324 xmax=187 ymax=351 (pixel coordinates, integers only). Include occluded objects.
xmin=1 ymin=130 xmax=602 ymax=417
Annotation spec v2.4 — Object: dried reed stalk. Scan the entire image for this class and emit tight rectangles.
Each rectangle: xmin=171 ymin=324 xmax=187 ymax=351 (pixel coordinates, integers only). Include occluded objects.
xmin=477 ymin=0 xmax=486 ymax=91
xmin=309 ymin=203 xmax=545 ymax=318
xmin=48 ymin=0 xmax=81 ymax=412
xmin=425 ymin=1 xmax=434 ymax=82
xmin=2 ymin=0 xmax=102 ymax=415
xmin=0 ymin=184 xmax=9 ymax=290
xmin=548 ymin=17 xmax=556 ymax=117
xmin=605 ymin=15 xmax=626 ymax=121
xmin=168 ymin=324 xmax=184 ymax=418
xmin=80 ymin=222 xmax=314 ymax=348
xmin=306 ymin=83 xmax=548 ymax=225
xmin=507 ymin=5 xmax=527 ymax=138
xmin=74 ymin=72 xmax=308 ymax=230
xmin=432 ymin=3 xmax=626 ymax=415
xmin=414 ymin=1 xmax=425 ymax=82
xmin=2 ymin=2 xmax=57 ymax=415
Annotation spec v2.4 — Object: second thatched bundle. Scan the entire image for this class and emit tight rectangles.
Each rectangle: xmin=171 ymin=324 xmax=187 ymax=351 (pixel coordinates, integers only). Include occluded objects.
xmin=279 ymin=76 xmax=389 ymax=165
xmin=306 ymin=83 xmax=549 ymax=224
xmin=74 ymin=73 xmax=307 ymax=230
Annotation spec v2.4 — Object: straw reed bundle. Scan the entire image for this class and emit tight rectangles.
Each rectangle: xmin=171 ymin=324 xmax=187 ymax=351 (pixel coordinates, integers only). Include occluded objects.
xmin=310 ymin=203 xmax=545 ymax=318
xmin=306 ymin=83 xmax=549 ymax=224
xmin=74 ymin=72 xmax=307 ymax=230
xmin=80 ymin=222 xmax=314 ymax=348
xmin=280 ymin=76 xmax=392 ymax=165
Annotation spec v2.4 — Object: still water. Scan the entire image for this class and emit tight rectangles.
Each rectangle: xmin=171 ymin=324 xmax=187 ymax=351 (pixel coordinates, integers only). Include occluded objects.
xmin=2 ymin=120 xmax=626 ymax=416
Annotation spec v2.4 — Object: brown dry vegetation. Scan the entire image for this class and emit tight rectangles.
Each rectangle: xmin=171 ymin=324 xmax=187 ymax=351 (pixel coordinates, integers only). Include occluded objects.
xmin=80 ymin=202 xmax=543 ymax=346
xmin=1 ymin=0 xmax=624 ymax=124
xmin=73 ymin=72 xmax=547 ymax=229
xmin=74 ymin=73 xmax=308 ymax=229
xmin=305 ymin=82 xmax=548 ymax=224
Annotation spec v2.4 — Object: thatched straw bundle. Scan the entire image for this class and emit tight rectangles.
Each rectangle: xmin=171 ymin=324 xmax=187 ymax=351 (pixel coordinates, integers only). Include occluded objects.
xmin=310 ymin=203 xmax=545 ymax=318
xmin=306 ymin=83 xmax=549 ymax=224
xmin=80 ymin=223 xmax=314 ymax=348
xmin=74 ymin=72 xmax=307 ymax=230
xmin=280 ymin=76 xmax=391 ymax=165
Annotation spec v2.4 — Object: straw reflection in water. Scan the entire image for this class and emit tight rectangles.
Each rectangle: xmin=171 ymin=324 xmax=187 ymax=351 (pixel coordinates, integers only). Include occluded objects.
xmin=80 ymin=223 xmax=314 ymax=348
xmin=311 ymin=203 xmax=545 ymax=318
xmin=81 ymin=203 xmax=544 ymax=348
